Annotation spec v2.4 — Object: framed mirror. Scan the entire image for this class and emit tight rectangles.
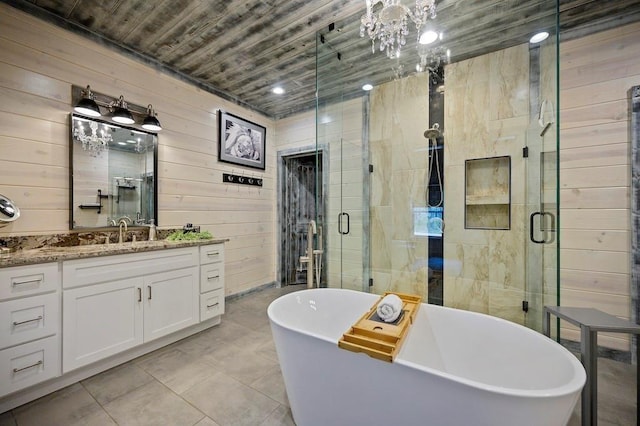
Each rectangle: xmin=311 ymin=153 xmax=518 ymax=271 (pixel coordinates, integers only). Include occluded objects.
xmin=70 ymin=114 xmax=158 ymax=229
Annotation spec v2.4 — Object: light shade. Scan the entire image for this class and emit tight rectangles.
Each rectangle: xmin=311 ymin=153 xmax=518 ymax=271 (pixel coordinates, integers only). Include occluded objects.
xmin=142 ymin=104 xmax=162 ymax=131
xmin=74 ymin=85 xmax=101 ymax=117
xmin=111 ymin=95 xmax=135 ymax=124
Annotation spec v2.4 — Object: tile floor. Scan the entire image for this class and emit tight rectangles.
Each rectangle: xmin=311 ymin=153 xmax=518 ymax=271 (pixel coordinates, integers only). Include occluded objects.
xmin=0 ymin=284 xmax=636 ymax=426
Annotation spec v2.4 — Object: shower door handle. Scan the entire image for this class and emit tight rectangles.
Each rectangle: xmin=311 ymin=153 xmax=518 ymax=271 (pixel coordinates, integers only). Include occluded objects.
xmin=530 ymin=211 xmax=555 ymax=244
xmin=338 ymin=212 xmax=350 ymax=235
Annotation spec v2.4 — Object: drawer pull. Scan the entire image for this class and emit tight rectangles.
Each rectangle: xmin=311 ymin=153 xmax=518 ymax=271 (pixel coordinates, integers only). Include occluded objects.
xmin=12 ymin=278 xmax=43 ymax=286
xmin=206 ymin=251 xmax=219 ymax=257
xmin=13 ymin=315 xmax=43 ymax=326
xmin=207 ymin=275 xmax=220 ymax=280
xmin=206 ymin=302 xmax=219 ymax=308
xmin=13 ymin=360 xmax=43 ymax=373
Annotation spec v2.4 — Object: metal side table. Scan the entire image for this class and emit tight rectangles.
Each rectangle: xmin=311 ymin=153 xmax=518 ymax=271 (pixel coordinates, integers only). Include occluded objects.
xmin=543 ymin=306 xmax=640 ymax=426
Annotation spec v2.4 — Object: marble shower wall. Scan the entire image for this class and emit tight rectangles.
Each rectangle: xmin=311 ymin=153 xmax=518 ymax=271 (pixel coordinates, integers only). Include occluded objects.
xmin=443 ymin=44 xmax=531 ymax=325
xmin=369 ymin=73 xmax=431 ymax=298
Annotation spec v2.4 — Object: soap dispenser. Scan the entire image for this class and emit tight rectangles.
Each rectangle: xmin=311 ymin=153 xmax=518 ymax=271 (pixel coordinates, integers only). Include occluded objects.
xmin=148 ymin=219 xmax=157 ymax=241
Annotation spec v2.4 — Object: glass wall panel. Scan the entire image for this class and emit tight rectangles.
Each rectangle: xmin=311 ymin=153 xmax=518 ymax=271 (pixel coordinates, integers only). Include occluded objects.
xmin=316 ymin=0 xmax=558 ymax=331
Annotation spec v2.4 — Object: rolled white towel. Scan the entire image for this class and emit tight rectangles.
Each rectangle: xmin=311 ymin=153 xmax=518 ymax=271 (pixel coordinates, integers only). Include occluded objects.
xmin=376 ymin=294 xmax=403 ymax=323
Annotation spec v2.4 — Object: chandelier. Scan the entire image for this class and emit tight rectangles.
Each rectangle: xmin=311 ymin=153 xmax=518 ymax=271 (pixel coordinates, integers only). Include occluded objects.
xmin=73 ymin=120 xmax=112 ymax=156
xmin=416 ymin=44 xmax=449 ymax=73
xmin=360 ymin=0 xmax=437 ymax=59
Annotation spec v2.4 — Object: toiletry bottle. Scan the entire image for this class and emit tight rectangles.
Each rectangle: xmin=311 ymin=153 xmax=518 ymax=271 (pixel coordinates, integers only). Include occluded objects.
xmin=148 ymin=219 xmax=157 ymax=241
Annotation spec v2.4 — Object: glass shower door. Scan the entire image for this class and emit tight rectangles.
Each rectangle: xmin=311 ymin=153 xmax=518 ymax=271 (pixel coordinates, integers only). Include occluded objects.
xmin=525 ymin=38 xmax=559 ymax=332
xmin=316 ymin=28 xmax=367 ymax=292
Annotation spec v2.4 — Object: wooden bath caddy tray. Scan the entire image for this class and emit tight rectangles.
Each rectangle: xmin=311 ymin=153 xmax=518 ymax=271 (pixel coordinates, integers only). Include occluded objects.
xmin=338 ymin=292 xmax=422 ymax=362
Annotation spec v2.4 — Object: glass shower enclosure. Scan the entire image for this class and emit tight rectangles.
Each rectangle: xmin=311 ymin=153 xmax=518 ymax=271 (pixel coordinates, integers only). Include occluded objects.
xmin=315 ymin=0 xmax=559 ymax=332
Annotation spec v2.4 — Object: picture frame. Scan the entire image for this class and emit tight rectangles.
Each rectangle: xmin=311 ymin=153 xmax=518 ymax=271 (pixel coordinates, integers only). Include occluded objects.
xmin=218 ymin=110 xmax=266 ymax=170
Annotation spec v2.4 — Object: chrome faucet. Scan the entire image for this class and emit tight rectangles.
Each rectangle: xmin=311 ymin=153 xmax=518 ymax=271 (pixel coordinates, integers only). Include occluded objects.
xmin=118 ymin=219 xmax=128 ymax=244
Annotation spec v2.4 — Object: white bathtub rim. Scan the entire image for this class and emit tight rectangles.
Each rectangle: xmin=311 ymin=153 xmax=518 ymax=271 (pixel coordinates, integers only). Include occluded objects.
xmin=268 ymin=288 xmax=586 ymax=400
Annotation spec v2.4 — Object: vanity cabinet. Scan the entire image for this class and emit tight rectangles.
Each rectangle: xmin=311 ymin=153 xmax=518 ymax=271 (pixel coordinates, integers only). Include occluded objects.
xmin=199 ymin=244 xmax=225 ymax=321
xmin=0 ymin=263 xmax=60 ymax=397
xmin=0 ymin=241 xmax=226 ymax=410
xmin=62 ymin=248 xmax=199 ymax=372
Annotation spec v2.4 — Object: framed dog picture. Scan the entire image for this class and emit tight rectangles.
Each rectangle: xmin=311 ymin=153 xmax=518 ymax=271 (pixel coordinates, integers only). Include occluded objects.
xmin=218 ymin=110 xmax=266 ymax=170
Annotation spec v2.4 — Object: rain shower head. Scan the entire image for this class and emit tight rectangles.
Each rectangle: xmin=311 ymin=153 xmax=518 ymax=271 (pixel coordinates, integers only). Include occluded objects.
xmin=424 ymin=123 xmax=441 ymax=140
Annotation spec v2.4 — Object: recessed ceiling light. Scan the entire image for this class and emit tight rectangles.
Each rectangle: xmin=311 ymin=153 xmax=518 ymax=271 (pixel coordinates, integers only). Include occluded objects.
xmin=272 ymin=86 xmax=285 ymax=95
xmin=362 ymin=84 xmax=373 ymax=91
xmin=419 ymin=30 xmax=439 ymax=45
xmin=530 ymin=31 xmax=549 ymax=44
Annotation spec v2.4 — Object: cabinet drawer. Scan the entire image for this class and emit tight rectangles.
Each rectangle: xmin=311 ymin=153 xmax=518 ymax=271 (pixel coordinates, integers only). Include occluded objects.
xmin=0 ymin=263 xmax=59 ymax=301
xmin=63 ymin=247 xmax=198 ymax=289
xmin=200 ymin=264 xmax=224 ymax=293
xmin=200 ymin=289 xmax=224 ymax=322
xmin=0 ymin=335 xmax=60 ymax=397
xmin=0 ymin=293 xmax=59 ymax=350
xmin=199 ymin=244 xmax=224 ymax=265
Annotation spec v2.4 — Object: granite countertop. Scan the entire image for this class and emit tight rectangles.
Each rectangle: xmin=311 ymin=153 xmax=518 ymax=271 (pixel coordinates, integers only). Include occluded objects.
xmin=0 ymin=238 xmax=228 ymax=268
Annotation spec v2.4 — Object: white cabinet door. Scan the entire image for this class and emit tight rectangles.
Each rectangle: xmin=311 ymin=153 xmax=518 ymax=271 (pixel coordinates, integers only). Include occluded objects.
xmin=143 ymin=267 xmax=199 ymax=342
xmin=63 ymin=277 xmax=143 ymax=373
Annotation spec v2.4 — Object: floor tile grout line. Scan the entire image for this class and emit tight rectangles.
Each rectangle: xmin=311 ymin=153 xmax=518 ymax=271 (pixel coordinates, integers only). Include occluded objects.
xmin=78 ymin=381 xmax=120 ymax=426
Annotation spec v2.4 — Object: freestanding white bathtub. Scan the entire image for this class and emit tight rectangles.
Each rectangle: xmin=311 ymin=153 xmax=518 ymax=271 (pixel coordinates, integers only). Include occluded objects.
xmin=268 ymin=288 xmax=585 ymax=426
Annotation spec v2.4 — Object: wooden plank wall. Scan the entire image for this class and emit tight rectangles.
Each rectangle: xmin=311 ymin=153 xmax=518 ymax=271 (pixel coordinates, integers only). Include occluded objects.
xmin=559 ymin=21 xmax=640 ymax=350
xmin=0 ymin=4 xmax=276 ymax=297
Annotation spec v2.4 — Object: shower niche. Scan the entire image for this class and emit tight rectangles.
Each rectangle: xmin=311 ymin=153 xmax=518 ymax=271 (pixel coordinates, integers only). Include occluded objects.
xmin=464 ymin=156 xmax=511 ymax=230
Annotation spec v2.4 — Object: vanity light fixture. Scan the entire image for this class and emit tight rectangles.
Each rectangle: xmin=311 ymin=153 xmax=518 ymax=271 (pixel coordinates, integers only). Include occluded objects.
xmin=111 ymin=95 xmax=135 ymax=124
xmin=73 ymin=84 xmax=162 ymax=131
xmin=141 ymin=104 xmax=162 ymax=131
xmin=74 ymin=85 xmax=101 ymax=117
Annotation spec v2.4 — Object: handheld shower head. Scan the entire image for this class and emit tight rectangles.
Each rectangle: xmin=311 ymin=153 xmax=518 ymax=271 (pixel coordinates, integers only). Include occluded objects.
xmin=424 ymin=123 xmax=441 ymax=140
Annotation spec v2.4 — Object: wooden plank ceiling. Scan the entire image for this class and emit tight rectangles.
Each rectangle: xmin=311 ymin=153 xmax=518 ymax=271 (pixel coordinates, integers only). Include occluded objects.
xmin=4 ymin=0 xmax=640 ymax=119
